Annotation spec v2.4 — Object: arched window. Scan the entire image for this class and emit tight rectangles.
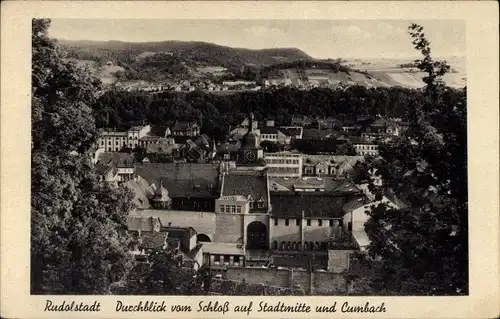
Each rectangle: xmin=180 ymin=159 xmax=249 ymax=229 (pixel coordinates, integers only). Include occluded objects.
xmin=310 ymin=241 xmax=314 ymax=250
xmin=287 ymin=241 xmax=291 ymax=250
xmin=281 ymin=241 xmax=286 ymax=250
xmin=304 ymin=242 xmax=309 ymax=250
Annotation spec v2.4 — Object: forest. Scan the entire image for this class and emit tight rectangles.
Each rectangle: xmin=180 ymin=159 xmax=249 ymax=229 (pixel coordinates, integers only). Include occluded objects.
xmin=92 ymin=85 xmax=465 ymax=143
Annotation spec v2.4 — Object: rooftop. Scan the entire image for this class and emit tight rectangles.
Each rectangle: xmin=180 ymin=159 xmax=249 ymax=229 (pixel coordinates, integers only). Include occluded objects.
xmin=278 ymin=127 xmax=303 ymax=137
xmin=201 ymin=242 xmax=245 ymax=255
xmin=349 ymin=136 xmax=377 ymax=145
xmin=259 ymin=127 xmax=279 ymax=134
xmin=269 ymin=176 xmax=345 ymax=193
xmin=172 ymin=121 xmax=198 ymax=131
xmin=270 ymin=192 xmax=352 ymax=218
xmin=135 ymin=163 xmax=220 ymax=197
xmin=101 ymin=131 xmax=127 ymax=137
xmin=123 ymin=176 xmax=154 ymax=209
xmin=222 ymin=172 xmax=268 ymax=209
xmin=219 ymin=195 xmax=248 ymax=202
xmin=97 ymin=152 xmax=136 ymax=168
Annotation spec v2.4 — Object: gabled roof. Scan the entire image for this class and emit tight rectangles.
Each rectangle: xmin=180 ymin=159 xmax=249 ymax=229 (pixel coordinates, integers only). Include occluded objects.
xmin=270 ymin=176 xmax=345 ymax=193
xmin=221 ymin=171 xmax=268 ymax=209
xmin=135 ymin=163 xmax=220 ymax=197
xmin=172 ymin=121 xmax=198 ymax=131
xmin=278 ymin=127 xmax=303 ymax=137
xmin=123 ymin=176 xmax=154 ymax=209
xmin=95 ymin=163 xmax=113 ymax=175
xmin=217 ymin=141 xmax=241 ymax=154
xmin=97 ymin=152 xmax=135 ymax=168
xmin=301 ymin=129 xmax=333 ymax=140
xmin=150 ymin=125 xmax=171 ymax=137
xmin=270 ymin=192 xmax=349 ymax=218
xmin=145 ymin=143 xmax=179 ymax=155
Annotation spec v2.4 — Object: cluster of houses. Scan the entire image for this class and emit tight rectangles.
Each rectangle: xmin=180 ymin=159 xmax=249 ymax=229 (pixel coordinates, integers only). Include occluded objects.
xmin=90 ymin=113 xmax=405 ymax=293
xmin=114 ymin=79 xmax=261 ymax=93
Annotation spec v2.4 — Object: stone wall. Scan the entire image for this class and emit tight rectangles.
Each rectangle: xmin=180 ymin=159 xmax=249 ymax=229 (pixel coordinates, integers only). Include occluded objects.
xmin=224 ymin=267 xmax=347 ymax=295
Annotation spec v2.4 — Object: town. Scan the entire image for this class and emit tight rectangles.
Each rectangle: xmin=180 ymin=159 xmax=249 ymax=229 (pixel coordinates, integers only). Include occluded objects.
xmin=92 ymin=113 xmax=406 ymax=295
xmin=30 ymin=18 xmax=468 ymax=298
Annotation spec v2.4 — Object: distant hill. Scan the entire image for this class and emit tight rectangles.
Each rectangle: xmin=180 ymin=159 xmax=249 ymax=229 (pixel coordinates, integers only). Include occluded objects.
xmin=57 ymin=39 xmax=313 ymax=67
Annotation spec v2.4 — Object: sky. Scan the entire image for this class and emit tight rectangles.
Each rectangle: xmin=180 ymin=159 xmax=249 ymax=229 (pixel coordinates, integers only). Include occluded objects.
xmin=49 ymin=19 xmax=465 ymax=59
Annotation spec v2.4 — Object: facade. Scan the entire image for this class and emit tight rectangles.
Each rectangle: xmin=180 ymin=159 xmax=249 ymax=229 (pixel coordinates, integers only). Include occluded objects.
xmin=350 ymin=137 xmax=379 ymax=156
xmin=264 ymin=152 xmax=302 ymax=177
xmin=171 ymin=121 xmax=200 ymax=137
xmin=96 ymin=152 xmax=136 ymax=183
xmin=97 ymin=125 xmax=151 ymax=152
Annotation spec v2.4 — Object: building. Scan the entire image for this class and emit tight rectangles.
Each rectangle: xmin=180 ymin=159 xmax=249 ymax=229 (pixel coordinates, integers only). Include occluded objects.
xmin=220 ymin=169 xmax=270 ymax=214
xmin=264 ymin=152 xmax=302 ymax=177
xmin=96 ymin=125 xmax=151 ymax=152
xmin=361 ymin=117 xmax=400 ymax=140
xmin=269 ymin=192 xmax=357 ymax=251
xmin=259 ymin=127 xmax=289 ymax=144
xmin=342 ymin=196 xmax=398 ymax=251
xmin=278 ymin=126 xmax=303 ymax=141
xmin=301 ymin=154 xmax=365 ymax=177
xmin=127 ymin=216 xmax=203 ymax=268
xmin=349 ymin=137 xmax=379 ymax=156
xmin=96 ymin=152 xmax=136 ymax=183
xmin=97 ymin=131 xmax=127 ymax=152
xmin=238 ymin=127 xmax=264 ymax=164
xmin=171 ymin=121 xmax=200 ymax=137
xmin=269 ymin=176 xmax=361 ymax=194
xmin=135 ymin=163 xmax=221 ymax=212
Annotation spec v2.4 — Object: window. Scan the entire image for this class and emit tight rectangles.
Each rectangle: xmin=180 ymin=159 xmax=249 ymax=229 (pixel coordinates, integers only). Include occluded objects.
xmin=100 ymin=141 xmax=104 ymax=146
xmin=236 ymin=206 xmax=241 ymax=214
xmin=234 ymin=256 xmax=240 ymax=263
xmin=285 ymin=219 xmax=289 ymax=226
xmin=225 ymin=206 xmax=230 ymax=213
xmin=318 ymin=219 xmax=322 ymax=226
xmin=224 ymin=255 xmax=230 ymax=262
xmin=329 ymin=220 xmax=334 ymax=227
xmin=307 ymin=219 xmax=311 ymax=226
xmin=296 ymin=219 xmax=300 ymax=226
xmin=257 ymin=201 xmax=264 ymax=208
xmin=274 ymin=219 xmax=278 ymax=226
xmin=231 ymin=205 xmax=236 ymax=213
xmin=220 ymin=205 xmax=225 ymax=213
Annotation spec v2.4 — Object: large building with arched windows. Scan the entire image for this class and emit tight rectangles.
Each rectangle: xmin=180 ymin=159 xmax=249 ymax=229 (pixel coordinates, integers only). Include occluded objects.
xmin=127 ymin=163 xmax=366 ymax=270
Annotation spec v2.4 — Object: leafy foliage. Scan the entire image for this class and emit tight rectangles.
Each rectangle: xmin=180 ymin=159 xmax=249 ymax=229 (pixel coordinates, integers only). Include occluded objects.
xmin=352 ymin=24 xmax=467 ymax=295
xmin=90 ymin=85 xmax=459 ymax=144
xmin=31 ymin=19 xmax=136 ymax=294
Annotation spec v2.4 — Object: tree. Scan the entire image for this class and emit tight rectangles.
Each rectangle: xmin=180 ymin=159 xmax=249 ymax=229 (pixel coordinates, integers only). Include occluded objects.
xmin=354 ymin=24 xmax=467 ymax=295
xmin=31 ymin=19 xmax=136 ymax=294
xmin=133 ymin=248 xmax=210 ymax=295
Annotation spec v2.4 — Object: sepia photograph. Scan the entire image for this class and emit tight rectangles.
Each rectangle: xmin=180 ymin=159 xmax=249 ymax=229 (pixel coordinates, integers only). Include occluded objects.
xmin=29 ymin=17 xmax=469 ymax=298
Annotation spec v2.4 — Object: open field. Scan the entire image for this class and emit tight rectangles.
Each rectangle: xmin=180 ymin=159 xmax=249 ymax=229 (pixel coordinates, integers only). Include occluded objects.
xmin=343 ymin=57 xmax=466 ymax=88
